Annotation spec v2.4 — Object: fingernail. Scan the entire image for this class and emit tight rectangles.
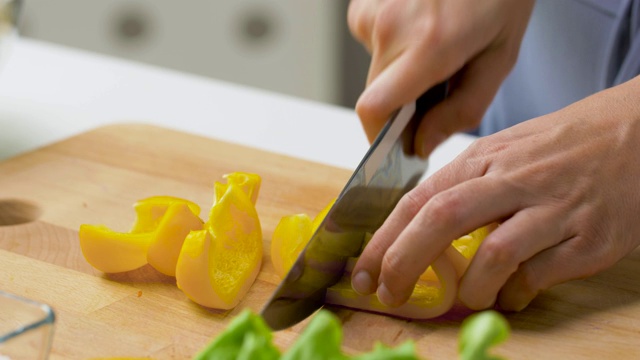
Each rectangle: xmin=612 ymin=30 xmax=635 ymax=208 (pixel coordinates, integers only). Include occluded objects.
xmin=377 ymin=283 xmax=396 ymax=307
xmin=352 ymin=271 xmax=374 ymax=295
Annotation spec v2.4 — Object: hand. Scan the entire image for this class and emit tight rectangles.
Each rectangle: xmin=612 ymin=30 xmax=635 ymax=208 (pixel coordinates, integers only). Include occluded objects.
xmin=348 ymin=0 xmax=534 ymax=156
xmin=351 ymin=76 xmax=640 ymax=311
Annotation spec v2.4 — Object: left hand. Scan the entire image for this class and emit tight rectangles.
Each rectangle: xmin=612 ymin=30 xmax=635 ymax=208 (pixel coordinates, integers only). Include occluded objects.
xmin=351 ymin=76 xmax=640 ymax=311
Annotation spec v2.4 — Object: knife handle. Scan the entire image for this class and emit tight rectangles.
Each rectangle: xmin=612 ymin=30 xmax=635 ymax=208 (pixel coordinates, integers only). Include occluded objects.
xmin=403 ymin=81 xmax=448 ymax=156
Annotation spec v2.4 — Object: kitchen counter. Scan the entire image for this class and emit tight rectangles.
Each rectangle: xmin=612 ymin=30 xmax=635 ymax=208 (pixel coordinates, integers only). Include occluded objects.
xmin=0 ymin=37 xmax=475 ymax=172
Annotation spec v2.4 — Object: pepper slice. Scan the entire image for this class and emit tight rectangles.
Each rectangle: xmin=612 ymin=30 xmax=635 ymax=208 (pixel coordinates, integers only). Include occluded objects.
xmin=270 ymin=214 xmax=312 ymax=279
xmin=131 ymin=196 xmax=200 ymax=233
xmin=80 ymin=196 xmax=201 ymax=274
xmin=176 ymin=176 xmax=263 ymax=309
xmin=147 ymin=202 xmax=204 ymax=276
xmin=79 ymin=225 xmax=153 ymax=273
xmin=222 ymin=172 xmax=261 ymax=205
xmin=79 ymin=172 xmax=264 ymax=310
xmin=270 ymin=199 xmax=335 ymax=279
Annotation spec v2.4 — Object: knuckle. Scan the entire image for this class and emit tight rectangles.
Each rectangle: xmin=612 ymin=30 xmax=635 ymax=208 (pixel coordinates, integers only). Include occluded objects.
xmin=565 ymin=235 xmax=613 ymax=278
xmin=380 ymin=249 xmax=418 ymax=287
xmin=363 ymin=233 xmax=391 ymax=261
xmin=369 ymin=1 xmax=411 ymax=49
xmin=424 ymin=190 xmax=463 ymax=230
xmin=347 ymin=0 xmax=370 ymax=42
xmin=513 ymin=261 xmax=541 ymax=297
xmin=398 ymin=189 xmax=428 ymax=217
xmin=355 ymin=93 xmax=383 ymax=123
xmin=415 ymin=10 xmax=445 ymax=49
xmin=371 ymin=14 xmax=395 ymax=49
xmin=458 ymin=282 xmax=495 ymax=310
xmin=381 ymin=248 xmax=404 ymax=274
xmin=480 ymin=239 xmax=519 ymax=273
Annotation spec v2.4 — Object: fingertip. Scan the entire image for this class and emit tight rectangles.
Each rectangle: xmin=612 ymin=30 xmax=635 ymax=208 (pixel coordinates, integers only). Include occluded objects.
xmin=497 ymin=272 xmax=538 ymax=312
xmin=377 ymin=282 xmax=400 ymax=307
xmin=458 ymin=286 xmax=496 ymax=311
xmin=498 ymin=296 xmax=532 ymax=312
xmin=458 ymin=270 xmax=499 ymax=310
xmin=352 ymin=270 xmax=375 ymax=295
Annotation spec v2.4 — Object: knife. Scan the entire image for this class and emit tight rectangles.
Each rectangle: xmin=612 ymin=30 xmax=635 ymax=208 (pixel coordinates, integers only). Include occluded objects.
xmin=261 ymin=82 xmax=448 ymax=330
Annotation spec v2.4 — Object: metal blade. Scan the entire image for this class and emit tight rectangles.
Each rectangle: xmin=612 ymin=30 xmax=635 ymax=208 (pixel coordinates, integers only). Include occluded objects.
xmin=261 ymin=82 xmax=448 ymax=330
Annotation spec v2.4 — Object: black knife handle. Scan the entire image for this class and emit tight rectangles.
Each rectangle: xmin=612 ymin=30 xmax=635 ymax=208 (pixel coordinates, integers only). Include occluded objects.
xmin=415 ymin=81 xmax=449 ymax=119
xmin=403 ymin=81 xmax=449 ymax=156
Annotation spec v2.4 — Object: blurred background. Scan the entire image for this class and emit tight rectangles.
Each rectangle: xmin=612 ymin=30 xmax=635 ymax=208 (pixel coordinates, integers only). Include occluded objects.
xmin=17 ymin=0 xmax=370 ymax=108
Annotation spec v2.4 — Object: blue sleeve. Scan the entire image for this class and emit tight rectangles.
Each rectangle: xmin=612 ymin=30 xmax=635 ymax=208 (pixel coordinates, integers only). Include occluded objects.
xmin=476 ymin=0 xmax=640 ymax=136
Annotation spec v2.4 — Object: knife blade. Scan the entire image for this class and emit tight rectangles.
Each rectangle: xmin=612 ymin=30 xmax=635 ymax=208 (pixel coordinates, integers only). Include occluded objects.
xmin=261 ymin=82 xmax=448 ymax=330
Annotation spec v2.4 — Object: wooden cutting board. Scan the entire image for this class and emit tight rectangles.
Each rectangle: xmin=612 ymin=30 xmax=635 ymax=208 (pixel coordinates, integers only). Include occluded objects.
xmin=1 ymin=124 xmax=639 ymax=359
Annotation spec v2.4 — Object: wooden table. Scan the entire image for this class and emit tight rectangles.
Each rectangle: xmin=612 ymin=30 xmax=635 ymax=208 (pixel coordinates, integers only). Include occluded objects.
xmin=1 ymin=124 xmax=639 ymax=359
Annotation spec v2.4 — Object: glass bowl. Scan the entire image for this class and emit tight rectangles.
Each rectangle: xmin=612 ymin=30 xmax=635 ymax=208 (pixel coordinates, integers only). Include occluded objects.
xmin=0 ymin=290 xmax=55 ymax=360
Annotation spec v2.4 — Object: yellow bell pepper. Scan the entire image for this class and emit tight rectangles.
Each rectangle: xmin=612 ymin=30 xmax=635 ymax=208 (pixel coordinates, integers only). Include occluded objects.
xmin=79 ymin=171 xmax=263 ymax=311
xmin=270 ymin=199 xmax=335 ymax=278
xmin=176 ymin=178 xmax=262 ymax=309
xmin=79 ymin=225 xmax=152 ymax=273
xmin=79 ymin=196 xmax=201 ymax=274
xmin=147 ymin=202 xmax=204 ymax=276
xmin=222 ymin=172 xmax=261 ymax=205
xmin=271 ymin=214 xmax=313 ymax=279
xmin=131 ymin=196 xmax=200 ymax=233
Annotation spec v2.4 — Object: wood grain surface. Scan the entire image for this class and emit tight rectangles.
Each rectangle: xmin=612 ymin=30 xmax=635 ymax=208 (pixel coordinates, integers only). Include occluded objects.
xmin=1 ymin=124 xmax=639 ymax=359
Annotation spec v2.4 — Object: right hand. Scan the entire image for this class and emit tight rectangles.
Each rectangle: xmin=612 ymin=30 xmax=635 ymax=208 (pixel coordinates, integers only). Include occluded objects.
xmin=348 ymin=0 xmax=535 ymax=156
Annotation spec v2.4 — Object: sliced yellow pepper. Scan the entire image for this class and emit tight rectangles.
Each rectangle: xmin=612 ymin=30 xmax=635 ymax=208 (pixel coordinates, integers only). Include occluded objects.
xmin=131 ymin=196 xmax=200 ymax=233
xmin=222 ymin=172 xmax=261 ymax=205
xmin=79 ymin=171 xmax=263 ymax=311
xmin=452 ymin=225 xmax=495 ymax=259
xmin=147 ymin=202 xmax=204 ymax=276
xmin=270 ymin=199 xmax=335 ymax=278
xmin=271 ymin=214 xmax=313 ymax=279
xmin=79 ymin=225 xmax=152 ymax=273
xmin=176 ymin=179 xmax=262 ymax=309
xmin=80 ymin=196 xmax=201 ymax=274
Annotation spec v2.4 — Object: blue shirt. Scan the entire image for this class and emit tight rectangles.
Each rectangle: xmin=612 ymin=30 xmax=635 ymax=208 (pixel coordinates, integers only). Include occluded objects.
xmin=477 ymin=0 xmax=640 ymax=135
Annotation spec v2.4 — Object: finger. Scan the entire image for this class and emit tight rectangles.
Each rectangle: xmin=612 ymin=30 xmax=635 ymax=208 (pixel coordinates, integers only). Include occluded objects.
xmin=497 ymin=234 xmax=616 ymax=312
xmin=376 ymin=175 xmax=524 ymax=307
xmin=415 ymin=46 xmax=516 ymax=157
xmin=357 ymin=47 xmax=408 ymax=143
xmin=347 ymin=0 xmax=381 ymax=52
xmin=350 ymin=188 xmax=420 ymax=295
xmin=351 ymin=150 xmax=489 ymax=295
xmin=457 ymin=205 xmax=570 ymax=310
xmin=355 ymin=53 xmax=428 ymax=143
xmin=356 ymin=43 xmax=463 ymax=143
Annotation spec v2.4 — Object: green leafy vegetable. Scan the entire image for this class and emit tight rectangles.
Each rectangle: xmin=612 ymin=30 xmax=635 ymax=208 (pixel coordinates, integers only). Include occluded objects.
xmin=194 ymin=309 xmax=511 ymax=360
xmin=458 ymin=310 xmax=510 ymax=360
xmin=281 ymin=310 xmax=348 ymax=360
xmin=193 ymin=309 xmax=280 ymax=360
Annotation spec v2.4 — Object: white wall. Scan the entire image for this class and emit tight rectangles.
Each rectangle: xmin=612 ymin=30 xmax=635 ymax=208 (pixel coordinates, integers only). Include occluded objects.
xmin=19 ymin=0 xmax=343 ymax=104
